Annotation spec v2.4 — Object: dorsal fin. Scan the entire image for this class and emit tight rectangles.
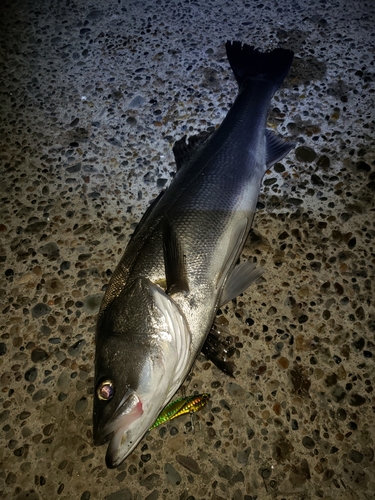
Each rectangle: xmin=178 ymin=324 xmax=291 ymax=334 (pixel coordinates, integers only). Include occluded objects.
xmin=173 ymin=130 xmax=213 ymax=170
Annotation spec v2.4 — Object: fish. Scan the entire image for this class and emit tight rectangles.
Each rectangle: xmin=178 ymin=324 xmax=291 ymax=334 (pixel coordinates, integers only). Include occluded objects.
xmin=93 ymin=40 xmax=295 ymax=468
xmin=149 ymin=393 xmax=210 ymax=430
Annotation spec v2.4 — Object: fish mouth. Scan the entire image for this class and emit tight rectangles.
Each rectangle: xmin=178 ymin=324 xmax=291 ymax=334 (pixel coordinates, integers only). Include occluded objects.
xmin=93 ymin=390 xmax=144 ymax=466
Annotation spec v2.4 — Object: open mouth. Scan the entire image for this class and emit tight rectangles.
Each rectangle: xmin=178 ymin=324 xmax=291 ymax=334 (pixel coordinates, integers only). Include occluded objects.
xmin=104 ymin=392 xmax=144 ymax=468
xmin=94 ymin=391 xmax=143 ymax=446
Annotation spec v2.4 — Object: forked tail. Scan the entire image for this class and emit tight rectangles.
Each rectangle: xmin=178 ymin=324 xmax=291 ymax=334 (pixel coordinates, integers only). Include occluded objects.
xmin=226 ymin=41 xmax=294 ymax=90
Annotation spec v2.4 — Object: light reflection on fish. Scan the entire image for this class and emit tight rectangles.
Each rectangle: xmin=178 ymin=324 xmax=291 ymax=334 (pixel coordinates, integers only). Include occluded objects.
xmin=93 ymin=41 xmax=295 ymax=468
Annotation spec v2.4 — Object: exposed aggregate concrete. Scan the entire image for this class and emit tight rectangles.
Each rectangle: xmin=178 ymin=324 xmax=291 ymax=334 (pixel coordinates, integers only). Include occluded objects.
xmin=0 ymin=0 xmax=374 ymax=499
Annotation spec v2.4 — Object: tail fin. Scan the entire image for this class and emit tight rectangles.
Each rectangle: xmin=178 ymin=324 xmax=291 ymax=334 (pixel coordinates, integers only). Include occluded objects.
xmin=226 ymin=41 xmax=294 ymax=89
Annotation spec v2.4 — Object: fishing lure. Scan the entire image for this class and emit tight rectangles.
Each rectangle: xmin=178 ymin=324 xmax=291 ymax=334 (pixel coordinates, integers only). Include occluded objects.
xmin=149 ymin=393 xmax=210 ymax=430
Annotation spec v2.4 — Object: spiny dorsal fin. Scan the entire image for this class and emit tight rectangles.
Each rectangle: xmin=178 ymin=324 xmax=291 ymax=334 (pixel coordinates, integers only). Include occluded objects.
xmin=129 ymin=189 xmax=165 ymax=241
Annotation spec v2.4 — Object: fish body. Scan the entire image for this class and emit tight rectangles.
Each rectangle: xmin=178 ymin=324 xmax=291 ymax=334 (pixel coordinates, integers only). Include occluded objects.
xmin=93 ymin=41 xmax=294 ymax=468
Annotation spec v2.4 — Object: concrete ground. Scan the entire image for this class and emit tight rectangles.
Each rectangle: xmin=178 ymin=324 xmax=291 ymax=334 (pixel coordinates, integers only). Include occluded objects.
xmin=1 ymin=0 xmax=374 ymax=498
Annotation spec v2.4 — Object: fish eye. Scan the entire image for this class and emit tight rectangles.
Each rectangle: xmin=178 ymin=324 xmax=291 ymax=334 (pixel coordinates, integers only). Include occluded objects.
xmin=97 ymin=379 xmax=115 ymax=401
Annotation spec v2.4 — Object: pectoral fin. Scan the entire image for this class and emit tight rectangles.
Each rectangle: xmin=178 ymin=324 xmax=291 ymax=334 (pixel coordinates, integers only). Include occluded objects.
xmin=220 ymin=261 xmax=264 ymax=306
xmin=162 ymin=217 xmax=189 ymax=296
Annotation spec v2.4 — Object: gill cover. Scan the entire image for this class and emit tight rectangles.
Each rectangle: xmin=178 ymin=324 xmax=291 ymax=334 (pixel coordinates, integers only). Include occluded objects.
xmin=93 ymin=277 xmax=191 ymax=467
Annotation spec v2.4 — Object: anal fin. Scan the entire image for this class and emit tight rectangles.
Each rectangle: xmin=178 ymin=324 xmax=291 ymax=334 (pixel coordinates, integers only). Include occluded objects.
xmin=265 ymin=129 xmax=295 ymax=168
xmin=220 ymin=261 xmax=264 ymax=307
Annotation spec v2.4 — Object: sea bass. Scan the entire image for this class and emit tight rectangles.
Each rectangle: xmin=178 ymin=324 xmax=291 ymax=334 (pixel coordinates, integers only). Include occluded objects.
xmin=93 ymin=41 xmax=295 ymax=468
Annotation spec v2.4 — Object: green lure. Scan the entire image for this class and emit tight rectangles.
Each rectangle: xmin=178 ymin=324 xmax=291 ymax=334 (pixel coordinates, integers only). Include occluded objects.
xmin=149 ymin=393 xmax=210 ymax=430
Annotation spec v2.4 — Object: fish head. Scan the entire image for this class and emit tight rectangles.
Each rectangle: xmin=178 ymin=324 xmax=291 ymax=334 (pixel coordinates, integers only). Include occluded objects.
xmin=93 ymin=277 xmax=191 ymax=468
